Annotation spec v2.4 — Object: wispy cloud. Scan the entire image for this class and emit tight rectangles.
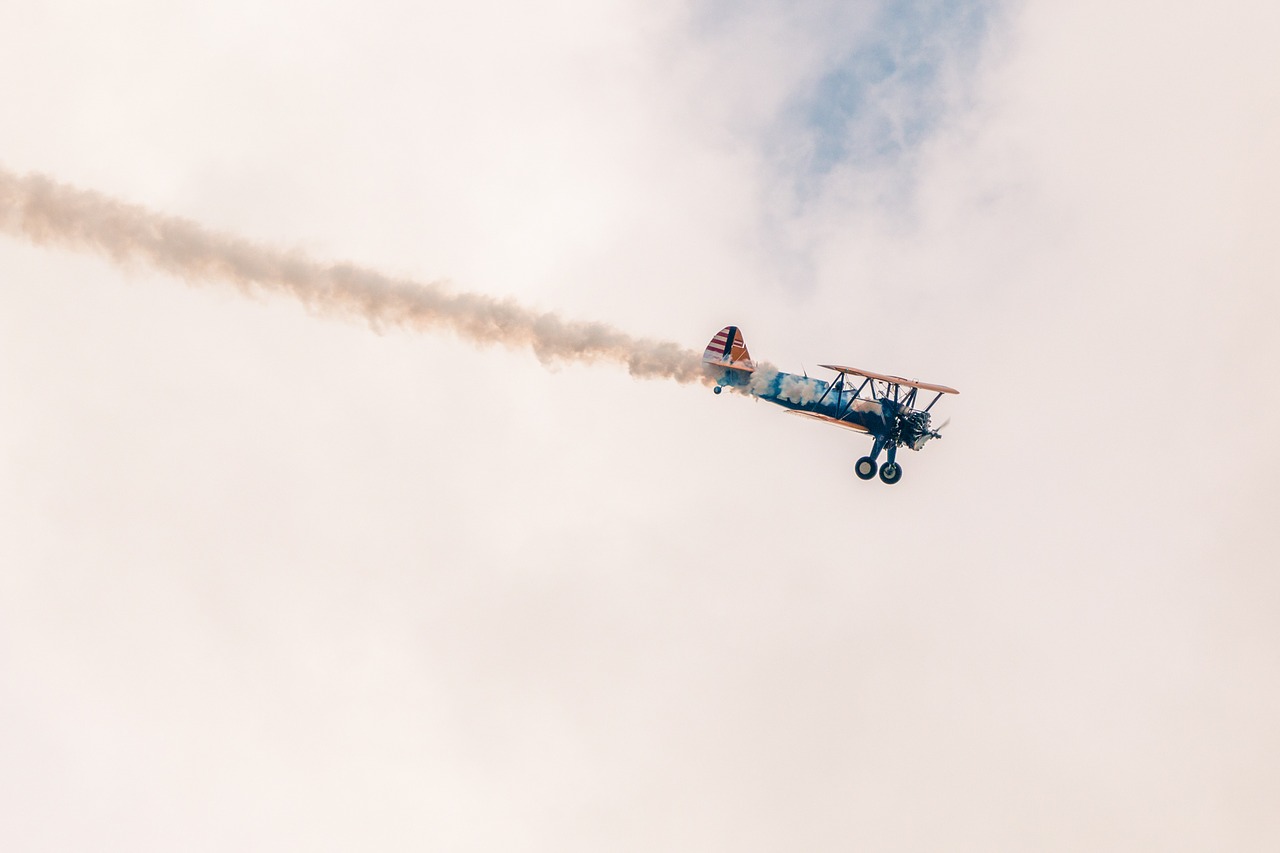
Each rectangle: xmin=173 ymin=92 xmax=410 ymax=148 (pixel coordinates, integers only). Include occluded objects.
xmin=781 ymin=0 xmax=992 ymax=182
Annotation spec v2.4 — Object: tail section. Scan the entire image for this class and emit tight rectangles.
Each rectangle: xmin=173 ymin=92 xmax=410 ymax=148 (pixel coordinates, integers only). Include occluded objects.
xmin=702 ymin=326 xmax=755 ymax=372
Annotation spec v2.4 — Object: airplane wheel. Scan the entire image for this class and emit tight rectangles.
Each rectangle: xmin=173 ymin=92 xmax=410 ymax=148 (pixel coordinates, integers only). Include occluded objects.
xmin=878 ymin=462 xmax=902 ymax=485
xmin=855 ymin=457 xmax=877 ymax=480
xmin=713 ymin=386 xmax=723 ymax=395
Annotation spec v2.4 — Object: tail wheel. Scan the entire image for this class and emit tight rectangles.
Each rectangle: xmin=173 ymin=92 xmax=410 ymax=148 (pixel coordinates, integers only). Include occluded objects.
xmin=855 ymin=457 xmax=877 ymax=480
xmin=713 ymin=386 xmax=723 ymax=395
xmin=878 ymin=462 xmax=902 ymax=485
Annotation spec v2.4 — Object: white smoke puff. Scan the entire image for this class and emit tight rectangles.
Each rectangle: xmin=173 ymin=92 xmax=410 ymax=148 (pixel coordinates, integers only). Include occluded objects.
xmin=0 ymin=167 xmax=712 ymax=386
xmin=746 ymin=363 xmax=780 ymax=397
xmin=778 ymin=374 xmax=823 ymax=404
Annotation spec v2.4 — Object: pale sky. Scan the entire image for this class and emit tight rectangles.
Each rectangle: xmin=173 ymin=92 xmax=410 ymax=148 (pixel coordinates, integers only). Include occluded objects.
xmin=2 ymin=1 xmax=1279 ymax=850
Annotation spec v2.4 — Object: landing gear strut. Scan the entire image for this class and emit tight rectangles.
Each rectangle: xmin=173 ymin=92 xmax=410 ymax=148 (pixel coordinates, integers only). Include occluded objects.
xmin=880 ymin=440 xmax=901 ymax=481
xmin=855 ymin=440 xmax=903 ymax=484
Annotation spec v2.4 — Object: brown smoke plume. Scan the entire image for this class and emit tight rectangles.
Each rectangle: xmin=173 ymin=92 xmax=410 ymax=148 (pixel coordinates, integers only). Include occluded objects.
xmin=0 ymin=168 xmax=709 ymax=383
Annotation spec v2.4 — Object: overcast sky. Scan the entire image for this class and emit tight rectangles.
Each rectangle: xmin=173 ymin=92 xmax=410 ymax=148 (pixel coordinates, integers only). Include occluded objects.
xmin=2 ymin=1 xmax=1278 ymax=850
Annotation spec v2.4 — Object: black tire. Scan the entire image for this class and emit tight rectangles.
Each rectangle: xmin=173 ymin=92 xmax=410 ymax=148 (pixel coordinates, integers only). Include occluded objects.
xmin=878 ymin=462 xmax=902 ymax=485
xmin=713 ymin=386 xmax=723 ymax=395
xmin=855 ymin=457 xmax=877 ymax=480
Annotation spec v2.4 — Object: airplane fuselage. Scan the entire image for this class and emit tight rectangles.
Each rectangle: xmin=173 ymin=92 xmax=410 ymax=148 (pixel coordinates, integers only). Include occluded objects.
xmin=713 ymin=366 xmax=891 ymax=433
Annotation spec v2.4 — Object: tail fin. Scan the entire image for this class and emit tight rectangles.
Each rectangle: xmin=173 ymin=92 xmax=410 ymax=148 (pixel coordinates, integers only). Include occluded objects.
xmin=702 ymin=326 xmax=755 ymax=372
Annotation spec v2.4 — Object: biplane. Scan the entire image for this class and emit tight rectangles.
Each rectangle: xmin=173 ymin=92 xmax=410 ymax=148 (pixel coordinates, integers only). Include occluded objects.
xmin=702 ymin=325 xmax=957 ymax=484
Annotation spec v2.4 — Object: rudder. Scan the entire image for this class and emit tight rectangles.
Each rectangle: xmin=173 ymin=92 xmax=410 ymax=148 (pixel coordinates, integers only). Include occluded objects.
xmin=702 ymin=326 xmax=755 ymax=372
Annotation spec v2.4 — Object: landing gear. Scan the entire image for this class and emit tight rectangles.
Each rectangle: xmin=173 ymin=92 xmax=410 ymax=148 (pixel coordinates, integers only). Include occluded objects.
xmin=855 ymin=457 xmax=877 ymax=480
xmin=878 ymin=462 xmax=902 ymax=485
xmin=855 ymin=439 xmax=903 ymax=484
xmin=713 ymin=386 xmax=723 ymax=395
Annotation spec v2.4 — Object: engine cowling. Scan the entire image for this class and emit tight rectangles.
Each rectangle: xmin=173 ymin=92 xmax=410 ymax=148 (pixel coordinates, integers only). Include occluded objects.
xmin=898 ymin=410 xmax=939 ymax=451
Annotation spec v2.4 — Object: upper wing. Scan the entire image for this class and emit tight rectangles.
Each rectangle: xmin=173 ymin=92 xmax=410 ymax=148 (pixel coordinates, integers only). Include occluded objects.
xmin=819 ymin=364 xmax=958 ymax=395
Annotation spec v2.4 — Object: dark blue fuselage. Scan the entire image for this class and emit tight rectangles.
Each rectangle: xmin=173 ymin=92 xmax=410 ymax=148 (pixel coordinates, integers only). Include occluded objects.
xmin=711 ymin=365 xmax=892 ymax=435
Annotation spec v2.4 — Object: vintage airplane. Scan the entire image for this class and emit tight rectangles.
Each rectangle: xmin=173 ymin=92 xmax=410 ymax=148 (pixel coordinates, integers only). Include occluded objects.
xmin=702 ymin=325 xmax=957 ymax=484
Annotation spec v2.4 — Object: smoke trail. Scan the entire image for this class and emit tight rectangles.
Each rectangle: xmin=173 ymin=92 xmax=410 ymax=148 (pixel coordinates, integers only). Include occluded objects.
xmin=0 ymin=167 xmax=710 ymax=383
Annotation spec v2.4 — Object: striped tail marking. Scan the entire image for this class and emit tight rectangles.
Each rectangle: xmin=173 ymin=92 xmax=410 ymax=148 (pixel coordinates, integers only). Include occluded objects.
xmin=702 ymin=326 xmax=755 ymax=372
